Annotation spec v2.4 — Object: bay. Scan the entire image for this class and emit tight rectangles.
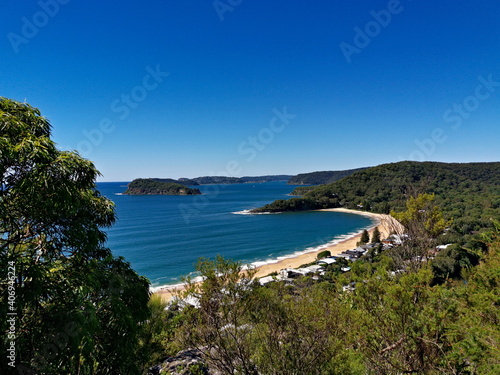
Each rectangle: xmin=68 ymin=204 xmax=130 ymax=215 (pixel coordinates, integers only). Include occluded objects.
xmin=97 ymin=182 xmax=375 ymax=287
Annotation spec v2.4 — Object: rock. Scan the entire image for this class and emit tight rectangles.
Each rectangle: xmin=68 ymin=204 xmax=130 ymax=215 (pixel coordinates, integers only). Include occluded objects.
xmin=148 ymin=349 xmax=211 ymax=375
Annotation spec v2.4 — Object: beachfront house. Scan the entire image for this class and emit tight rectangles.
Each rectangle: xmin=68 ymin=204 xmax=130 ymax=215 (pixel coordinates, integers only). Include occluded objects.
xmin=280 ymin=265 xmax=324 ymax=279
xmin=259 ymin=275 xmax=278 ymax=286
xmin=334 ymin=253 xmax=353 ymax=261
xmin=318 ymin=257 xmax=336 ymax=265
xmin=307 ymin=265 xmax=324 ymax=272
xmin=346 ymin=247 xmax=368 ymax=258
xmin=382 ymin=234 xmax=409 ymax=246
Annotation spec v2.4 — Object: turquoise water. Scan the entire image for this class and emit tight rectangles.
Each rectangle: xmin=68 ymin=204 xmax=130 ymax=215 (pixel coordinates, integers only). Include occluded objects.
xmin=97 ymin=182 xmax=375 ymax=287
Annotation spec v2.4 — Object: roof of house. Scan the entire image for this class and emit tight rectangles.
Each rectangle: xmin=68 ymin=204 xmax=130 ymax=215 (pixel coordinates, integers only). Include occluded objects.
xmin=259 ymin=276 xmax=276 ymax=286
xmin=318 ymin=257 xmax=336 ymax=265
xmin=334 ymin=253 xmax=352 ymax=259
xmin=436 ymin=243 xmax=453 ymax=250
xmin=307 ymin=265 xmax=324 ymax=272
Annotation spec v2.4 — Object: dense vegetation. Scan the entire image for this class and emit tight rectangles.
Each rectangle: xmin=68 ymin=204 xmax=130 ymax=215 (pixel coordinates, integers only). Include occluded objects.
xmin=124 ymin=178 xmax=202 ymax=195
xmin=144 ymin=191 xmax=500 ymax=374
xmin=149 ymin=220 xmax=500 ymax=374
xmin=186 ymin=175 xmax=292 ymax=184
xmin=254 ymin=161 xmax=500 ymax=233
xmin=153 ymin=177 xmax=200 ymax=186
xmin=288 ymin=167 xmax=367 ymax=185
xmin=2 ymin=98 xmax=499 ymax=374
xmin=0 ymin=98 xmax=151 ymax=374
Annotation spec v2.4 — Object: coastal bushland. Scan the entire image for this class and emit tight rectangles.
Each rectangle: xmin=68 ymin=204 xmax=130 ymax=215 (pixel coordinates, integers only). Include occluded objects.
xmin=157 ymin=221 xmax=500 ymax=374
xmin=255 ymin=161 xmax=500 ymax=236
xmin=0 ymin=98 xmax=150 ymax=374
xmin=2 ymin=97 xmax=499 ymax=374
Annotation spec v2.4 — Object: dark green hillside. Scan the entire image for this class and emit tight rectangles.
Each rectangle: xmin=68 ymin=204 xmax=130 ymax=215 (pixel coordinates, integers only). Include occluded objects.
xmin=290 ymin=185 xmax=317 ymax=196
xmin=288 ymin=167 xmax=367 ymax=185
xmin=254 ymin=161 xmax=500 ymax=232
xmin=124 ymin=178 xmax=202 ymax=195
xmin=192 ymin=176 xmax=242 ymax=184
xmin=154 ymin=177 xmax=199 ymax=186
xmin=190 ymin=175 xmax=292 ymax=184
xmin=239 ymin=175 xmax=292 ymax=183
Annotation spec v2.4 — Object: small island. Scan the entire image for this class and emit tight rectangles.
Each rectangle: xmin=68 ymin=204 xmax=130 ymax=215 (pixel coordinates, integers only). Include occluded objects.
xmin=124 ymin=178 xmax=202 ymax=195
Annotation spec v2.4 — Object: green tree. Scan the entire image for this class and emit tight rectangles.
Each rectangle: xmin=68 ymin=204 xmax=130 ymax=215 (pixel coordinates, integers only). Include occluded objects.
xmin=176 ymin=255 xmax=259 ymax=375
xmin=359 ymin=229 xmax=370 ymax=245
xmin=371 ymin=226 xmax=381 ymax=243
xmin=0 ymin=98 xmax=150 ymax=374
xmin=391 ymin=193 xmax=450 ymax=239
xmin=443 ymin=224 xmax=500 ymax=373
xmin=390 ymin=194 xmax=451 ymax=272
xmin=317 ymin=250 xmax=331 ymax=260
xmin=349 ymin=268 xmax=455 ymax=374
xmin=251 ymin=283 xmax=364 ymax=375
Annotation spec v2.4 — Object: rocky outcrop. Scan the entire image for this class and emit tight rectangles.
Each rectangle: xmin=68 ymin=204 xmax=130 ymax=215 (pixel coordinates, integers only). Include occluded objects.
xmin=148 ymin=349 xmax=212 ymax=375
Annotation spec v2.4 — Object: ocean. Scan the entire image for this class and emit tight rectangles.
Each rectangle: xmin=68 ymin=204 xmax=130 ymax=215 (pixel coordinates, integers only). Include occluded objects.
xmin=97 ymin=182 xmax=375 ymax=288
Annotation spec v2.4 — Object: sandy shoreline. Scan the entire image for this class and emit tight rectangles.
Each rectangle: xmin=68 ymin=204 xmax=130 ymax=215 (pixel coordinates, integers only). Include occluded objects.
xmin=154 ymin=208 xmax=396 ymax=301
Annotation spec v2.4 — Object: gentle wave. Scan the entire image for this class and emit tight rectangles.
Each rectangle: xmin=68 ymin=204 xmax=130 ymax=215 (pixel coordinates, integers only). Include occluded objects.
xmin=244 ymin=230 xmax=363 ymax=269
xmin=232 ymin=209 xmax=274 ymax=215
xmin=150 ymin=275 xmax=205 ymax=293
xmin=149 ymin=222 xmax=378 ymax=291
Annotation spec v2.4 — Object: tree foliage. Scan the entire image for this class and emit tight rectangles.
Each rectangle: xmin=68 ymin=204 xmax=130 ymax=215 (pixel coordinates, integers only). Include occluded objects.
xmin=165 ymin=215 xmax=500 ymax=374
xmin=262 ymin=161 xmax=500 ymax=234
xmin=371 ymin=226 xmax=381 ymax=243
xmin=176 ymin=255 xmax=259 ymax=374
xmin=359 ymin=229 xmax=370 ymax=245
xmin=316 ymin=250 xmax=331 ymax=260
xmin=391 ymin=193 xmax=450 ymax=239
xmin=288 ymin=167 xmax=367 ymax=185
xmin=0 ymin=98 xmax=150 ymax=374
xmin=125 ymin=178 xmax=201 ymax=195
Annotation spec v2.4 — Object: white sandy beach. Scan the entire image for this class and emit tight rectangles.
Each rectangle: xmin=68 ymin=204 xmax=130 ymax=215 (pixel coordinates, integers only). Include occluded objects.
xmin=154 ymin=208 xmax=398 ymax=301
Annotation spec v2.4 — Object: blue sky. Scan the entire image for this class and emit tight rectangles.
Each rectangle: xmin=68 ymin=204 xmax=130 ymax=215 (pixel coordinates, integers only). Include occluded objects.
xmin=2 ymin=0 xmax=499 ymax=181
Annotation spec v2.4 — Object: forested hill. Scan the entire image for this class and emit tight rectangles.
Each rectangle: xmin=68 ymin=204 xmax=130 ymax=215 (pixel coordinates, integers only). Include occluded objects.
xmin=153 ymin=178 xmax=200 ymax=186
xmin=288 ymin=167 xmax=368 ymax=185
xmin=124 ymin=179 xmax=202 ymax=195
xmin=190 ymin=175 xmax=292 ymax=184
xmin=253 ymin=161 xmax=500 ymax=232
xmin=148 ymin=175 xmax=293 ymax=185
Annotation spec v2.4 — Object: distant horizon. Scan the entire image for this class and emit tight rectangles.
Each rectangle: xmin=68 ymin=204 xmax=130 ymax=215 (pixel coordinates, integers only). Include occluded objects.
xmin=96 ymin=159 xmax=500 ymax=182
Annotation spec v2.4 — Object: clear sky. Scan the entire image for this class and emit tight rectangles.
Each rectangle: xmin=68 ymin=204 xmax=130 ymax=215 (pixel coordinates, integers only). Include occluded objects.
xmin=2 ymin=0 xmax=499 ymax=181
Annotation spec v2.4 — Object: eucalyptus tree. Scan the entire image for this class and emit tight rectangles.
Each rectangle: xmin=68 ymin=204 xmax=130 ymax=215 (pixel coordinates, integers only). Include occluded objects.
xmin=176 ymin=255 xmax=259 ymax=375
xmin=390 ymin=193 xmax=450 ymax=272
xmin=0 ymin=98 xmax=150 ymax=374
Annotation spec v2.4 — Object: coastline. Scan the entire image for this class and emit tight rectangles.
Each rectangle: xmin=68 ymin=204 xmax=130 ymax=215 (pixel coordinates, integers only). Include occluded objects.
xmin=154 ymin=208 xmax=397 ymax=301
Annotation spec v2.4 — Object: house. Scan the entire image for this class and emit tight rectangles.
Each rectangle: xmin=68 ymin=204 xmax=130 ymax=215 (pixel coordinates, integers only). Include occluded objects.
xmin=259 ymin=275 xmax=277 ymax=286
xmin=360 ymin=243 xmax=376 ymax=250
xmin=280 ymin=268 xmax=309 ymax=279
xmin=334 ymin=253 xmax=352 ymax=260
xmin=318 ymin=257 xmax=336 ymax=265
xmin=307 ymin=264 xmax=324 ymax=272
xmin=346 ymin=247 xmax=368 ymax=258
xmin=280 ymin=265 xmax=324 ymax=279
xmin=436 ymin=243 xmax=452 ymax=251
xmin=382 ymin=234 xmax=409 ymax=246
